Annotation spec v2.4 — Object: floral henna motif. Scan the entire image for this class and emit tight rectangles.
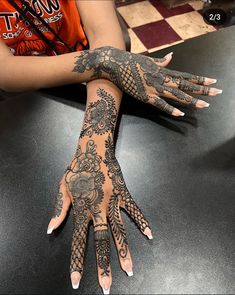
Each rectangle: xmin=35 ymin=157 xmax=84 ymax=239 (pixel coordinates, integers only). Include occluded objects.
xmin=104 ymin=135 xmax=150 ymax=258
xmin=53 ymin=191 xmax=63 ymax=218
xmin=94 ymin=229 xmax=111 ymax=277
xmin=65 ymin=140 xmax=105 ymax=224
xmin=80 ymin=88 xmax=117 ymax=138
xmin=73 ymin=46 xmax=207 ymax=112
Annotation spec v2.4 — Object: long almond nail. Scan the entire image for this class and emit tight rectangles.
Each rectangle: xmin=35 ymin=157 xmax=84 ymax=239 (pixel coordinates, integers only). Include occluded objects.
xmin=47 ymin=226 xmax=54 ymax=234
xmin=126 ymin=271 xmax=133 ymax=276
xmin=71 ymin=271 xmax=81 ymax=290
xmin=144 ymin=227 xmax=153 ymax=239
xmin=102 ymin=287 xmax=110 ymax=295
xmin=205 ymin=78 xmax=217 ymax=85
xmin=196 ymin=100 xmax=210 ymax=108
xmin=172 ymin=109 xmax=185 ymax=117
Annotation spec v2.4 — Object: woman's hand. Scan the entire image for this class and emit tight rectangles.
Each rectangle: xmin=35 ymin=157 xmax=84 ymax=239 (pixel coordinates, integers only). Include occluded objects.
xmin=47 ymin=137 xmax=152 ymax=294
xmin=73 ymin=46 xmax=222 ymax=117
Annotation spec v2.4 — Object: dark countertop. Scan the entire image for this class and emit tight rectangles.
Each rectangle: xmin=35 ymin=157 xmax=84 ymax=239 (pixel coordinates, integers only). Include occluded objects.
xmin=0 ymin=26 xmax=235 ymax=294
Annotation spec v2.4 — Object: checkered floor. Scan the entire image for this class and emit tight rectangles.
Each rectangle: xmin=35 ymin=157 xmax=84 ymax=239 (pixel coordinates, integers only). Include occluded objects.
xmin=117 ymin=0 xmax=217 ymax=54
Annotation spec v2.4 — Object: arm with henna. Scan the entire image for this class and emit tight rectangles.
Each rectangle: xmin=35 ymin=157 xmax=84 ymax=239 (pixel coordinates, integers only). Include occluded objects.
xmin=47 ymin=80 xmax=152 ymax=294
xmin=73 ymin=46 xmax=222 ymax=117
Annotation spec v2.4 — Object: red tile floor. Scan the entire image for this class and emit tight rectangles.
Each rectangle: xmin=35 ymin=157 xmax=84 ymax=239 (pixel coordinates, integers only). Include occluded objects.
xmin=117 ymin=0 xmax=217 ymax=53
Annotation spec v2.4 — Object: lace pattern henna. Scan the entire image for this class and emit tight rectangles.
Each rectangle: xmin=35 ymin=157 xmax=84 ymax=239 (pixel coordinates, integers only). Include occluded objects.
xmin=80 ymin=88 xmax=117 ymax=138
xmin=73 ymin=46 xmax=207 ymax=109
xmin=70 ymin=214 xmax=89 ymax=274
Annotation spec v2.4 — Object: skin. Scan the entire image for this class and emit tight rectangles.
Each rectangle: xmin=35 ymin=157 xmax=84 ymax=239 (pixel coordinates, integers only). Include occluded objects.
xmin=48 ymin=83 xmax=152 ymax=294
xmin=0 ymin=0 xmax=222 ymax=294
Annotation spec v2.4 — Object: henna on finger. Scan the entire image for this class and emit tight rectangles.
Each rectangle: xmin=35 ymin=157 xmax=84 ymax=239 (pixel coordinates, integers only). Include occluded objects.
xmin=161 ymin=67 xmax=206 ymax=85
xmin=162 ymin=86 xmax=198 ymax=106
xmin=104 ymin=135 xmax=151 ymax=237
xmin=53 ymin=191 xmax=63 ymax=218
xmin=94 ymin=229 xmax=111 ymax=277
xmin=70 ymin=214 xmax=90 ymax=275
xmin=122 ymin=192 xmax=150 ymax=233
xmin=108 ymin=194 xmax=128 ymax=259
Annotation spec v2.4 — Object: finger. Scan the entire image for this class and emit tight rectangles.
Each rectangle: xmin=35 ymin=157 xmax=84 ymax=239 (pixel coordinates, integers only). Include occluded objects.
xmin=162 ymin=76 xmax=222 ymax=96
xmin=70 ymin=213 xmax=90 ymax=289
xmin=121 ymin=193 xmax=153 ymax=240
xmin=93 ymin=221 xmax=112 ymax=295
xmin=108 ymin=194 xmax=133 ymax=276
xmin=160 ymin=86 xmax=210 ymax=109
xmin=153 ymin=52 xmax=173 ymax=68
xmin=161 ymin=67 xmax=219 ymax=86
xmin=47 ymin=181 xmax=71 ymax=234
xmin=148 ymin=96 xmax=185 ymax=117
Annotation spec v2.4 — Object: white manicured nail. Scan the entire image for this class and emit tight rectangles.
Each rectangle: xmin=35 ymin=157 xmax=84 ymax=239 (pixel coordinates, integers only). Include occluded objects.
xmin=148 ymin=234 xmax=153 ymax=240
xmin=102 ymin=287 xmax=110 ymax=294
xmin=217 ymin=90 xmax=223 ymax=94
xmin=210 ymin=79 xmax=217 ymax=84
xmin=126 ymin=271 xmax=133 ymax=277
xmin=205 ymin=103 xmax=210 ymax=107
xmin=47 ymin=226 xmax=54 ymax=234
xmin=72 ymin=282 xmax=80 ymax=289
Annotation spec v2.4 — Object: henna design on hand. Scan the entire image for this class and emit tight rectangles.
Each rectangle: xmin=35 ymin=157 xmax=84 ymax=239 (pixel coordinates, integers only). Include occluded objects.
xmin=70 ymin=214 xmax=89 ymax=275
xmin=73 ymin=46 xmax=209 ymax=114
xmin=94 ymin=229 xmax=111 ymax=277
xmin=104 ymin=135 xmax=150 ymax=258
xmin=66 ymin=140 xmax=107 ymax=275
xmin=80 ymin=88 xmax=117 ymax=138
xmin=53 ymin=191 xmax=63 ymax=218
xmin=65 ymin=140 xmax=105 ymax=223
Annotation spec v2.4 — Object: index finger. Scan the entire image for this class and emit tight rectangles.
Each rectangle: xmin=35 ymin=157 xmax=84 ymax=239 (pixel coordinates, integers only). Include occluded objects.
xmin=161 ymin=68 xmax=217 ymax=86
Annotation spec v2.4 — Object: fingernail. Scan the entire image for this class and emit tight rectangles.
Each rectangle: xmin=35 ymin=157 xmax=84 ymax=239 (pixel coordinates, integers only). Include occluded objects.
xmin=126 ymin=271 xmax=133 ymax=276
xmin=210 ymin=79 xmax=217 ymax=84
xmin=47 ymin=226 xmax=54 ymax=234
xmin=197 ymin=100 xmax=210 ymax=108
xmin=72 ymin=282 xmax=80 ymax=289
xmin=205 ymin=78 xmax=217 ymax=85
xmin=173 ymin=109 xmax=185 ymax=117
xmin=216 ymin=89 xmax=223 ymax=94
xmin=71 ymin=271 xmax=81 ymax=290
xmin=144 ymin=227 xmax=153 ymax=239
xmin=169 ymin=52 xmax=174 ymax=56
xmin=102 ymin=287 xmax=110 ymax=294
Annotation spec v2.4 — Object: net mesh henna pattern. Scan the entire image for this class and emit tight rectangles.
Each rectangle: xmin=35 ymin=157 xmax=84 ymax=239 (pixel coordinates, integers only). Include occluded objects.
xmin=122 ymin=193 xmax=149 ymax=232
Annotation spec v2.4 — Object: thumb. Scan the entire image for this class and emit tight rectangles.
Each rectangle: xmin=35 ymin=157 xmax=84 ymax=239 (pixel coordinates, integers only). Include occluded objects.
xmin=47 ymin=183 xmax=71 ymax=234
xmin=154 ymin=52 xmax=173 ymax=67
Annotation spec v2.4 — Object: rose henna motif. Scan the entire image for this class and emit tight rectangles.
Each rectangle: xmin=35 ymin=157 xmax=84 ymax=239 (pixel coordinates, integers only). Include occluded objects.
xmin=80 ymin=88 xmax=117 ymax=138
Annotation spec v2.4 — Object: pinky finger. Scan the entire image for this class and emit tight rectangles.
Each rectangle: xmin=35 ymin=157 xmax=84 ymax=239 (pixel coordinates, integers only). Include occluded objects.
xmin=121 ymin=193 xmax=153 ymax=239
xmin=149 ymin=96 xmax=185 ymax=117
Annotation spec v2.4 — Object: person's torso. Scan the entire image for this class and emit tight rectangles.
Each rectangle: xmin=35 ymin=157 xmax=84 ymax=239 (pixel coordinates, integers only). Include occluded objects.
xmin=0 ymin=0 xmax=88 ymax=56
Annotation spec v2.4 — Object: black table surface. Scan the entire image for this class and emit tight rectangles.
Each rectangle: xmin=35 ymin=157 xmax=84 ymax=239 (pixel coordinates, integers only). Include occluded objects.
xmin=0 ymin=26 xmax=235 ymax=295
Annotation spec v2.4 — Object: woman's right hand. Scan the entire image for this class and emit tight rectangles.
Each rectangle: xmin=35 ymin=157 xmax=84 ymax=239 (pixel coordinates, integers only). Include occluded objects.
xmin=73 ymin=46 xmax=222 ymax=117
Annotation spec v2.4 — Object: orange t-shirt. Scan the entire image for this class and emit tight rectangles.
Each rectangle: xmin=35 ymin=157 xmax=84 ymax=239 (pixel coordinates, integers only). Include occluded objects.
xmin=0 ymin=0 xmax=88 ymax=56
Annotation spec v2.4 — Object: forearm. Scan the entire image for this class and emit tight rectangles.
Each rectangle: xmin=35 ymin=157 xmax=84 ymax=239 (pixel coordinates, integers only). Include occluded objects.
xmin=0 ymin=50 xmax=101 ymax=93
xmin=77 ymin=31 xmax=126 ymax=149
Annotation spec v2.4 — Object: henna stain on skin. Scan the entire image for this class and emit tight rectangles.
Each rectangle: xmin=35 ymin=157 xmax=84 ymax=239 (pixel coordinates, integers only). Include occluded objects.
xmin=80 ymin=88 xmax=117 ymax=138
